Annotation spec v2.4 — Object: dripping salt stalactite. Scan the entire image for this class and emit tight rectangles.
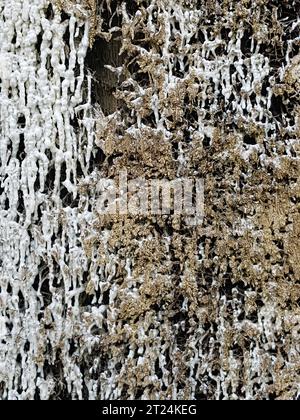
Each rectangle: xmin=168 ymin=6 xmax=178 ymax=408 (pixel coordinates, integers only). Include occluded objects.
xmin=0 ymin=0 xmax=300 ymax=400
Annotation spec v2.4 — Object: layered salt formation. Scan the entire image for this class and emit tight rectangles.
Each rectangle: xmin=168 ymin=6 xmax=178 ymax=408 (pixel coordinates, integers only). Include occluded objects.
xmin=0 ymin=0 xmax=299 ymax=400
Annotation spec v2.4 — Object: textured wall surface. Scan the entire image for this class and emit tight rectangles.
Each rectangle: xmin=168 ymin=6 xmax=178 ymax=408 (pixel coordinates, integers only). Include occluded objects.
xmin=0 ymin=0 xmax=299 ymax=400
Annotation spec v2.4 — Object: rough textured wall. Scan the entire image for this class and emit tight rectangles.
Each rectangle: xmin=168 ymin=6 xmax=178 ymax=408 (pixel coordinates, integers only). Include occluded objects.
xmin=0 ymin=0 xmax=299 ymax=400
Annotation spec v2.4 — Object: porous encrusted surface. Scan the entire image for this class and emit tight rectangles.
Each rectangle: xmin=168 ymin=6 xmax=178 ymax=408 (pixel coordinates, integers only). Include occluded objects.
xmin=0 ymin=0 xmax=299 ymax=400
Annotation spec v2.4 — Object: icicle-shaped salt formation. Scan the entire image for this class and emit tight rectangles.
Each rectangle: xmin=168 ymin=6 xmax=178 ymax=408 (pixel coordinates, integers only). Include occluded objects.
xmin=1 ymin=0 xmax=299 ymax=401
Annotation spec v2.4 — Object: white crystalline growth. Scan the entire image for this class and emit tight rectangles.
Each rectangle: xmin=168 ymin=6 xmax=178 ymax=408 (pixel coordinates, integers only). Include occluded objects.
xmin=1 ymin=0 xmax=300 ymax=402
xmin=0 ymin=0 xmax=97 ymax=400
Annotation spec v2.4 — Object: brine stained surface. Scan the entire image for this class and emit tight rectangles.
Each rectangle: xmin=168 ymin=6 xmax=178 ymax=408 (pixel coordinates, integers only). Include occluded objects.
xmin=0 ymin=0 xmax=299 ymax=400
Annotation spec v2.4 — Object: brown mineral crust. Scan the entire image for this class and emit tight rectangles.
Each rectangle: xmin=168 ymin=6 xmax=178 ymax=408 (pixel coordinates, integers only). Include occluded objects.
xmin=1 ymin=0 xmax=299 ymax=401
xmin=87 ymin=0 xmax=300 ymax=400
